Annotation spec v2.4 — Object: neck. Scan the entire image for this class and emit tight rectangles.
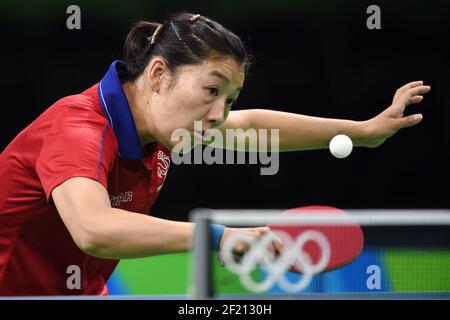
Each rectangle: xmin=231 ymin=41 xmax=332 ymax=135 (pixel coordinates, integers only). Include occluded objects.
xmin=122 ymin=78 xmax=156 ymax=146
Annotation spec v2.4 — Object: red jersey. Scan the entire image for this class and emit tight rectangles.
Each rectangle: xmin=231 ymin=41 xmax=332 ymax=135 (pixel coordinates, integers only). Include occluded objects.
xmin=0 ymin=61 xmax=171 ymax=295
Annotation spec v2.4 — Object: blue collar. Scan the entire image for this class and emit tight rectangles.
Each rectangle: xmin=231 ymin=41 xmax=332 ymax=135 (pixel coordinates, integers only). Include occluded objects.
xmin=98 ymin=60 xmax=143 ymax=160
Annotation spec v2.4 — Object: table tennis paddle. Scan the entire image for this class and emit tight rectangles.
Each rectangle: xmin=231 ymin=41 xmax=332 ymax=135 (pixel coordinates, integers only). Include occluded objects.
xmin=268 ymin=205 xmax=364 ymax=273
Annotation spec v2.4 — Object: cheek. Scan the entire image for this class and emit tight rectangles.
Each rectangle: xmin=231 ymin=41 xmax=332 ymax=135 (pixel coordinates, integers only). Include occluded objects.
xmin=171 ymin=90 xmax=210 ymax=120
xmin=157 ymin=82 xmax=212 ymax=132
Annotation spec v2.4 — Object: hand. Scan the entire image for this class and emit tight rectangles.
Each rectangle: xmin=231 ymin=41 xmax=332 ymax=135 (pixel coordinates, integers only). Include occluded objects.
xmin=359 ymin=81 xmax=431 ymax=148
xmin=219 ymin=227 xmax=301 ymax=273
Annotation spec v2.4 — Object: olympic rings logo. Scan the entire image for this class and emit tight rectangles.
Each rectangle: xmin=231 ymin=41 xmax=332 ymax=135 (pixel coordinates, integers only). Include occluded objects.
xmin=220 ymin=230 xmax=330 ymax=293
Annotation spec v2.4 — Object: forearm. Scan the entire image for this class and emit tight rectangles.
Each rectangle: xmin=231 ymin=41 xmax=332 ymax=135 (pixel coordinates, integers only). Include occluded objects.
xmin=243 ymin=109 xmax=367 ymax=151
xmin=84 ymin=208 xmax=195 ymax=259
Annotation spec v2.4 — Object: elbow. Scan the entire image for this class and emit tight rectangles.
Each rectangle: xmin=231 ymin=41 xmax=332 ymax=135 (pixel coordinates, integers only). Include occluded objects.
xmin=74 ymin=232 xmax=103 ymax=257
xmin=71 ymin=221 xmax=109 ymax=258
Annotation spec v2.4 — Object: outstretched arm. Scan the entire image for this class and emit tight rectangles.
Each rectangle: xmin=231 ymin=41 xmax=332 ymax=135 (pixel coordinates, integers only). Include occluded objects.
xmin=218 ymin=81 xmax=430 ymax=151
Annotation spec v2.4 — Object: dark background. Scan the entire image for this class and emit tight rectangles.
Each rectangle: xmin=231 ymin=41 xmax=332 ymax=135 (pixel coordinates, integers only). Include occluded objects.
xmin=1 ymin=0 xmax=449 ymax=221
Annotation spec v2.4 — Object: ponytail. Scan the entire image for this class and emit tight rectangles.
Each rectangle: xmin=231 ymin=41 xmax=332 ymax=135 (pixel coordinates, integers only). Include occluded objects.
xmin=123 ymin=21 xmax=162 ymax=79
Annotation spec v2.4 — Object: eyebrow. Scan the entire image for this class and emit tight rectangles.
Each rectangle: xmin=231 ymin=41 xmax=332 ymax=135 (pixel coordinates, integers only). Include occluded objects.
xmin=210 ymin=70 xmax=243 ymax=91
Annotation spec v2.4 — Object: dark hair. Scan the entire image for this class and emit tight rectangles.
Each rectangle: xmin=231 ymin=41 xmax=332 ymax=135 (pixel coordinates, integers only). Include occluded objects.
xmin=122 ymin=12 xmax=251 ymax=81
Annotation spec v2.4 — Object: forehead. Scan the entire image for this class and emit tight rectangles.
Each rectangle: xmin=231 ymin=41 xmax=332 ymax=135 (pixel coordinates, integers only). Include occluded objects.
xmin=181 ymin=56 xmax=245 ymax=87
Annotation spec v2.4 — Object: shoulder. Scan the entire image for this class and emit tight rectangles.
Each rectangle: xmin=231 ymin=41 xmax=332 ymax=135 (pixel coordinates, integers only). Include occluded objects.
xmin=52 ymin=84 xmax=105 ymax=119
xmin=43 ymin=84 xmax=118 ymax=154
xmin=51 ymin=85 xmax=112 ymax=131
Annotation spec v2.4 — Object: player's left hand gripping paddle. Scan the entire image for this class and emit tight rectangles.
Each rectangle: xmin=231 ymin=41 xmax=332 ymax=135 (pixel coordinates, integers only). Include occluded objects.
xmin=268 ymin=205 xmax=364 ymax=273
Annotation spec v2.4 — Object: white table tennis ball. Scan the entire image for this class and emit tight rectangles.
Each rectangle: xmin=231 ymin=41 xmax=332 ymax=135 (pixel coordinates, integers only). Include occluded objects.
xmin=329 ymin=134 xmax=353 ymax=159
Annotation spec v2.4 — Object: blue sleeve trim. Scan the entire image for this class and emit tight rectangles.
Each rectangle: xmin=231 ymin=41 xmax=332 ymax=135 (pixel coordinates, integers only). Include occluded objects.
xmin=210 ymin=224 xmax=226 ymax=251
xmin=96 ymin=123 xmax=109 ymax=181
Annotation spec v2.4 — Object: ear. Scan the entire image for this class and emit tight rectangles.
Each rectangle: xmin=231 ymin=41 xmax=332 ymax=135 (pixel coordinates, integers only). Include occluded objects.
xmin=146 ymin=57 xmax=167 ymax=94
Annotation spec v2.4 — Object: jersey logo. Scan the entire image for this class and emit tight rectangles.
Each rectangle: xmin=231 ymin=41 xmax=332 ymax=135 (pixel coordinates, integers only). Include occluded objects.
xmin=157 ymin=151 xmax=171 ymax=179
xmin=109 ymin=191 xmax=133 ymax=207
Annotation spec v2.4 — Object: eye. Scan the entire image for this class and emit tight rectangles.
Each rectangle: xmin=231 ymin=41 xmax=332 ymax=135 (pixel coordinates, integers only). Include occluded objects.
xmin=207 ymin=87 xmax=219 ymax=96
xmin=226 ymin=98 xmax=235 ymax=106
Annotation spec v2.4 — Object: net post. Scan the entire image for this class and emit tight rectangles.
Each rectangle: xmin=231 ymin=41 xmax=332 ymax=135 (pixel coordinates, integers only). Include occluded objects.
xmin=191 ymin=210 xmax=214 ymax=299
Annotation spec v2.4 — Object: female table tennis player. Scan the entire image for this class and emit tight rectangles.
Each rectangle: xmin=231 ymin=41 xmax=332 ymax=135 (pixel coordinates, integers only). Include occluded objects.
xmin=0 ymin=12 xmax=430 ymax=295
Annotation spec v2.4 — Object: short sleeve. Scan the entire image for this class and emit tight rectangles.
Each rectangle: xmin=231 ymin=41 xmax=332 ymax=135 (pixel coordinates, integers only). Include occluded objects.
xmin=36 ymin=109 xmax=117 ymax=202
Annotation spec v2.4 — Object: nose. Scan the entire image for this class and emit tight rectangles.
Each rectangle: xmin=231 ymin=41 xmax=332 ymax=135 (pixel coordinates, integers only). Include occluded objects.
xmin=205 ymin=101 xmax=226 ymax=128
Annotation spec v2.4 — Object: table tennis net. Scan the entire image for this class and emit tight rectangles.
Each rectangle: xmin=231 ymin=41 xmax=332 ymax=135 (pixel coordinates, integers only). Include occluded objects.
xmin=189 ymin=209 xmax=450 ymax=299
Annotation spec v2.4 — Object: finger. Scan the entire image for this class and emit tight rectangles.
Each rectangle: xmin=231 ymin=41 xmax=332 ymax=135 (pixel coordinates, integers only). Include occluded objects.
xmin=409 ymin=95 xmax=424 ymax=105
xmin=393 ymin=81 xmax=424 ymax=100
xmin=232 ymin=236 xmax=251 ymax=255
xmin=255 ymin=226 xmax=270 ymax=237
xmin=406 ymin=85 xmax=431 ymax=98
xmin=266 ymin=242 xmax=277 ymax=260
xmin=395 ymin=113 xmax=423 ymax=130
xmin=393 ymin=86 xmax=430 ymax=110
xmin=398 ymin=80 xmax=424 ymax=94
xmin=270 ymin=237 xmax=283 ymax=257
xmin=272 ymin=237 xmax=286 ymax=256
xmin=394 ymin=85 xmax=430 ymax=105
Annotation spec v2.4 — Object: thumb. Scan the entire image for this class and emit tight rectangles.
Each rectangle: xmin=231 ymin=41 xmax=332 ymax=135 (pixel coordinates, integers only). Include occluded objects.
xmin=396 ymin=113 xmax=423 ymax=130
